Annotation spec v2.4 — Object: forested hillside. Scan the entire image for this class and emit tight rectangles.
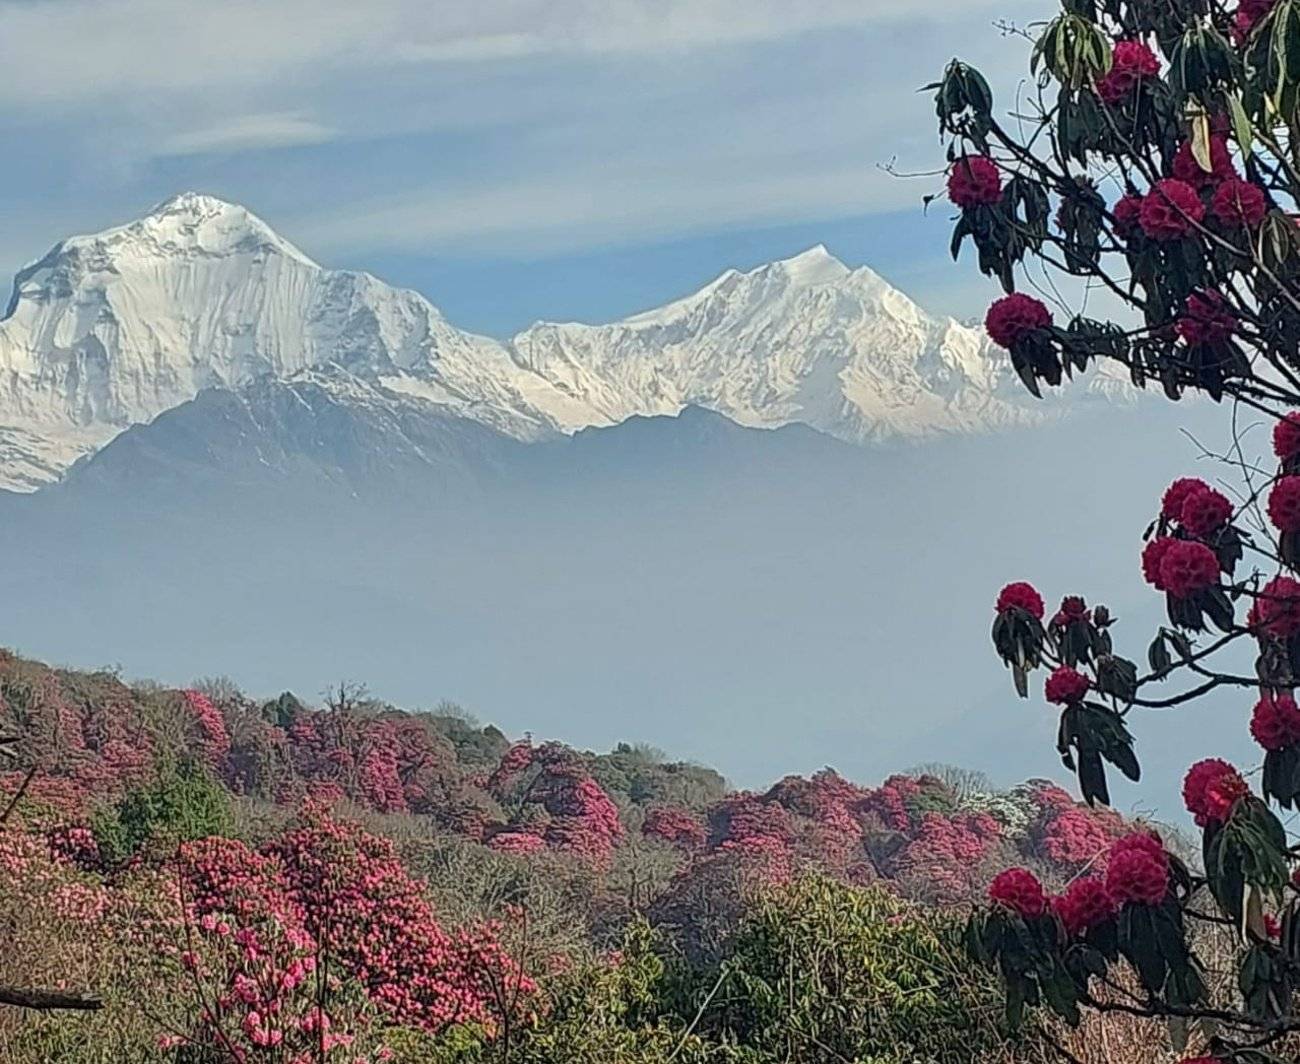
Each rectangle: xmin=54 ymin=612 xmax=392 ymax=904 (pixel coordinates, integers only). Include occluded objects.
xmin=0 ymin=650 xmax=1185 ymax=1062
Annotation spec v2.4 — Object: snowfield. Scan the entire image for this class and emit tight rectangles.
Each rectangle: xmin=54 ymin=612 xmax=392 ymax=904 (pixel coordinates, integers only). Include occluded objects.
xmin=0 ymin=193 xmax=1127 ymax=492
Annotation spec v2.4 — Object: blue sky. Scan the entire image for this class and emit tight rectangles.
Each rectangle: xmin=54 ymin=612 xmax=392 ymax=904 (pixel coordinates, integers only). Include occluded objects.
xmin=0 ymin=0 xmax=1043 ymax=337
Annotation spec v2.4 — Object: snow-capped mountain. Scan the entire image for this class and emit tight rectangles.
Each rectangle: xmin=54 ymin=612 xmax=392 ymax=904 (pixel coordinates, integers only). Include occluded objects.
xmin=0 ymin=192 xmax=1122 ymax=493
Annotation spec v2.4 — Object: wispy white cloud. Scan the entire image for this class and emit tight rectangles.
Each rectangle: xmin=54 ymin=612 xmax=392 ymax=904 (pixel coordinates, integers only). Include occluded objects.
xmin=0 ymin=1 xmax=1020 ymax=105
xmin=304 ymin=163 xmax=897 ymax=256
xmin=157 ymin=113 xmax=337 ymax=157
xmin=0 ymin=0 xmax=1042 ymax=263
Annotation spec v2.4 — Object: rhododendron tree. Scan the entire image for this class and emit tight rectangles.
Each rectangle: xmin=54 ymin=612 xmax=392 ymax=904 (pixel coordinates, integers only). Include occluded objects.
xmin=936 ymin=0 xmax=1300 ymax=1053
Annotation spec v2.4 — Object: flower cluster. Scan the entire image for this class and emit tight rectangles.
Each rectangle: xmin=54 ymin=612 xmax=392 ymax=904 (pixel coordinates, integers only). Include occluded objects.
xmin=1182 ymin=759 xmax=1248 ymax=826
xmin=1053 ymin=875 xmax=1116 ymax=936
xmin=181 ymin=689 xmax=231 ymax=766
xmin=1161 ymin=477 xmax=1210 ymax=519
xmin=1236 ymin=0 xmax=1279 ymax=39
xmin=1251 ymin=693 xmax=1300 ymax=751
xmin=947 ymin=156 xmax=1002 ymax=208
xmin=1094 ymin=40 xmax=1160 ymax=104
xmin=1211 ymin=178 xmax=1268 ymax=228
xmin=1157 ymin=540 xmax=1220 ymax=598
xmin=1174 ymin=291 xmax=1237 ymax=347
xmin=1139 ymin=179 xmax=1204 ymax=240
xmin=988 ymin=868 xmax=1047 ymax=918
xmin=1112 ymin=193 xmax=1143 ymax=237
xmin=1175 ymin=482 xmax=1233 ymax=536
xmin=642 ymin=805 xmax=708 ymax=850
xmin=995 ymin=580 xmax=1045 ymax=619
xmin=984 ymin=294 xmax=1052 ymax=349
xmin=1044 ymin=665 xmax=1090 ymax=705
xmin=1172 ymin=136 xmax=1238 ymax=188
xmin=1248 ymin=575 xmax=1300 ymax=637
xmin=1268 ymin=476 xmax=1300 ymax=532
xmin=1274 ymin=412 xmax=1300 ymax=462
xmin=1104 ymin=831 xmax=1170 ymax=906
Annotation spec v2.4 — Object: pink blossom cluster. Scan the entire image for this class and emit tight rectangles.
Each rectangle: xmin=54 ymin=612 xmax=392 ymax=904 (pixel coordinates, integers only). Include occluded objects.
xmin=641 ymin=805 xmax=708 ymax=850
xmin=182 ymin=689 xmax=231 ymax=766
xmin=483 ymin=741 xmax=625 ymax=864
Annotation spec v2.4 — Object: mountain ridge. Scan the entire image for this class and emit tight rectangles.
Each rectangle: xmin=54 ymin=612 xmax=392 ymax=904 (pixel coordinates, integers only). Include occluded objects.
xmin=0 ymin=192 xmax=1126 ymax=493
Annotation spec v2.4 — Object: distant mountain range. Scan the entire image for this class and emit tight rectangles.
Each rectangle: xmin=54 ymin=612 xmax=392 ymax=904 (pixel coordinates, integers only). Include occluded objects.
xmin=0 ymin=192 xmax=1129 ymax=493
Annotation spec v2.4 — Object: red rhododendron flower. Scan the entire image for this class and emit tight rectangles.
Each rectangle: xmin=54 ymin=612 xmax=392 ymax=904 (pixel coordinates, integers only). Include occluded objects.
xmin=1268 ymin=476 xmax=1300 ymax=531
xmin=1112 ymin=193 xmax=1143 ymax=237
xmin=1045 ymin=665 xmax=1090 ymax=705
xmin=1053 ymin=875 xmax=1117 ymax=936
xmin=1236 ymin=0 xmax=1279 ymax=40
xmin=1273 ymin=412 xmax=1300 ymax=461
xmin=1249 ymin=575 xmax=1300 ymax=637
xmin=988 ymin=867 xmax=1047 ymax=918
xmin=1211 ymin=178 xmax=1268 ymax=228
xmin=1161 ymin=477 xmax=1211 ymax=519
xmin=948 ymin=156 xmax=1002 ymax=208
xmin=995 ymin=581 xmax=1045 ymax=619
xmin=985 ymin=294 xmax=1053 ymax=349
xmin=1251 ymin=692 xmax=1300 ymax=751
xmin=1183 ymin=758 xmax=1248 ymax=826
xmin=1158 ymin=540 xmax=1220 ymax=598
xmin=1172 ymin=135 xmax=1238 ymax=188
xmin=1178 ymin=484 xmax=1233 ymax=535
xmin=1140 ymin=180 xmax=1205 ymax=240
xmin=1141 ymin=536 xmax=1176 ymax=590
xmin=1175 ymin=290 xmax=1238 ymax=346
xmin=1052 ymin=595 xmax=1090 ymax=627
xmin=1105 ymin=831 xmax=1169 ymax=905
xmin=1095 ymin=40 xmax=1160 ymax=104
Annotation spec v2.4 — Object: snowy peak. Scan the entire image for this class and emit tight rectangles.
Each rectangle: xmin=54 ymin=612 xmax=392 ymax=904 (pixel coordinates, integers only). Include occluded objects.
xmin=508 ymin=242 xmax=1097 ymax=443
xmin=772 ymin=244 xmax=852 ymax=284
xmin=101 ymin=191 xmax=315 ymax=265
xmin=0 ymin=198 xmax=1124 ymax=493
xmin=9 ymin=193 xmax=314 ymax=313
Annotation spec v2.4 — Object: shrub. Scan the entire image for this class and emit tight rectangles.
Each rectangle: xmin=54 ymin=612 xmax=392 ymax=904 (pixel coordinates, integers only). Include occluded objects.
xmin=91 ymin=759 xmax=233 ymax=864
xmin=700 ymin=875 xmax=1029 ymax=1063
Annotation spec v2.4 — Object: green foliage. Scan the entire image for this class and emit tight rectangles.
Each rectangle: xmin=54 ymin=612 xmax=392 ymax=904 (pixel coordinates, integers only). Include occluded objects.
xmin=421 ymin=701 xmax=510 ymax=769
xmin=591 ymin=743 xmax=728 ymax=812
xmin=386 ymin=920 xmax=750 ymax=1064
xmin=703 ymin=875 xmax=1024 ymax=1063
xmin=91 ymin=759 xmax=233 ymax=863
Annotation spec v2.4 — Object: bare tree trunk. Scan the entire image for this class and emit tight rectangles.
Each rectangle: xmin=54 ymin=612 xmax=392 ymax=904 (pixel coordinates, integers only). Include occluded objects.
xmin=0 ymin=987 xmax=102 ymax=1011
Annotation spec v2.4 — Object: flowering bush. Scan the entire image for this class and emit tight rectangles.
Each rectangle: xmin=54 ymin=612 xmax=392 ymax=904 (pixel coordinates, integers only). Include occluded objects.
xmin=641 ymin=805 xmax=707 ymax=851
xmin=935 ymin=2 xmax=1300 ymax=1050
xmin=484 ymin=740 xmax=625 ymax=864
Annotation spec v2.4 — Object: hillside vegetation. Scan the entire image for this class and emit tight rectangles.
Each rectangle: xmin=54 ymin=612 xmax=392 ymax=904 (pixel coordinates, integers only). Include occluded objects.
xmin=0 ymin=651 xmax=1173 ymax=1062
